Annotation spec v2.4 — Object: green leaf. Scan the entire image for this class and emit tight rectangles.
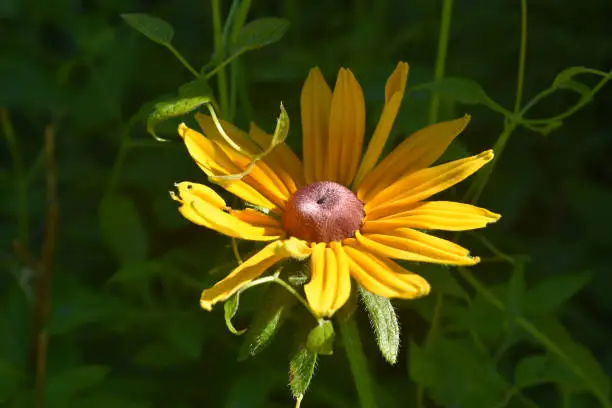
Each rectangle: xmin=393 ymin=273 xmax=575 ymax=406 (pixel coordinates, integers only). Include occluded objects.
xmin=99 ymin=195 xmax=148 ymax=266
xmin=532 ymin=316 xmax=610 ymax=397
xmin=224 ymin=293 xmax=246 ymax=335
xmin=524 ymin=272 xmax=591 ymax=316
xmin=412 ymin=77 xmax=507 ymax=114
xmin=514 ymin=354 xmax=576 ymax=389
xmin=306 ymin=320 xmax=335 ymax=355
xmin=289 ymin=348 xmax=318 ymax=400
xmin=552 ymin=66 xmax=597 ymax=89
xmin=45 ymin=365 xmax=109 ymax=408
xmin=506 ymin=259 xmax=527 ymax=323
xmin=359 ymin=287 xmax=400 ymax=364
xmin=146 ymin=96 xmax=212 ymax=141
xmin=121 ymin=13 xmax=174 ymax=46
xmin=238 ymin=283 xmax=296 ymax=361
xmin=231 ymin=18 xmax=290 ymax=54
xmin=178 ymin=78 xmax=214 ymax=99
xmin=0 ymin=360 xmax=23 ymax=403
xmin=408 ymin=338 xmax=508 ymax=408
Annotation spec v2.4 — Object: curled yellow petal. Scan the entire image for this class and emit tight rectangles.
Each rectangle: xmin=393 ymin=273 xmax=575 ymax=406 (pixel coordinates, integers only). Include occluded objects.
xmin=327 ymin=68 xmax=365 ymax=185
xmin=365 ymin=150 xmax=494 ymax=219
xmin=343 ymin=240 xmax=430 ymax=299
xmin=358 ymin=115 xmax=471 ymax=202
xmin=200 ymin=241 xmax=286 ymax=311
xmin=171 ymin=182 xmax=283 ymax=241
xmin=304 ymin=242 xmax=351 ymax=318
xmin=355 ymin=229 xmax=480 ymax=266
xmin=353 ymin=62 xmax=409 ymax=188
xmin=301 ymin=67 xmax=332 ymax=184
xmin=363 ymin=201 xmax=501 ymax=231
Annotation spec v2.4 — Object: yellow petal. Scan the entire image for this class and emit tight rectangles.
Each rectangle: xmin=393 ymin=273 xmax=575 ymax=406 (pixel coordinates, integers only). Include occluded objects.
xmin=172 ymin=182 xmax=283 ymax=241
xmin=358 ymin=115 xmax=471 ymax=202
xmin=363 ymin=201 xmax=501 ymax=231
xmin=301 ymin=67 xmax=332 ymax=184
xmin=365 ymin=150 xmax=494 ymax=219
xmin=194 ymin=116 xmax=291 ymax=208
xmin=200 ymin=241 xmax=285 ymax=311
xmin=249 ymin=122 xmax=305 ymax=191
xmin=178 ymin=123 xmax=282 ymax=211
xmin=327 ymin=68 xmax=366 ymax=185
xmin=353 ymin=62 xmax=409 ymax=188
xmin=355 ymin=229 xmax=480 ymax=265
xmin=343 ymin=240 xmax=430 ymax=299
xmin=304 ymin=242 xmax=351 ymax=317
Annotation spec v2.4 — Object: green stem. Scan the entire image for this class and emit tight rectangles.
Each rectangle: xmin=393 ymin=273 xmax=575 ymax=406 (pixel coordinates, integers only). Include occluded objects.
xmin=514 ymin=0 xmax=528 ymax=113
xmin=339 ymin=316 xmax=378 ymax=408
xmin=165 ymin=44 xmax=200 ymax=78
xmin=521 ymin=73 xmax=611 ymax=125
xmin=211 ymin=0 xmax=230 ymax=116
xmin=416 ymin=293 xmax=444 ymax=407
xmin=1 ymin=109 xmax=28 ymax=245
xmin=428 ymin=0 xmax=454 ymax=124
xmin=457 ymin=267 xmax=612 ymax=408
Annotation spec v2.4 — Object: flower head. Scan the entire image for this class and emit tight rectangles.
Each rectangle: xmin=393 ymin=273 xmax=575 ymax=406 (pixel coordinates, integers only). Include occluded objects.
xmin=172 ymin=62 xmax=500 ymax=318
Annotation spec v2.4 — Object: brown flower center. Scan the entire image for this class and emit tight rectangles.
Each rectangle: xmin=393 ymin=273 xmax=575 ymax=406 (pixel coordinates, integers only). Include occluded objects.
xmin=282 ymin=181 xmax=365 ymax=242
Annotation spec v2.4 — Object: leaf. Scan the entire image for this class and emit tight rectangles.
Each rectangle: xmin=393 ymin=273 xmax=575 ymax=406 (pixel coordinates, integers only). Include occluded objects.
xmin=412 ymin=77 xmax=506 ymax=114
xmin=289 ymin=348 xmax=318 ymax=400
xmin=408 ymin=338 xmax=508 ymax=408
xmin=359 ymin=287 xmax=400 ymax=364
xmin=146 ymin=96 xmax=212 ymax=141
xmin=552 ymin=66 xmax=597 ymax=90
xmin=178 ymin=78 xmax=213 ymax=99
xmin=163 ymin=312 xmax=206 ymax=359
xmin=231 ymin=18 xmax=290 ymax=54
xmin=224 ymin=293 xmax=246 ymax=335
xmin=514 ymin=354 xmax=576 ymax=389
xmin=531 ymin=316 xmax=610 ymax=397
xmin=238 ymin=283 xmax=296 ymax=361
xmin=506 ymin=259 xmax=527 ymax=324
xmin=0 ymin=360 xmax=23 ymax=403
xmin=306 ymin=320 xmax=335 ymax=355
xmin=45 ymin=365 xmax=109 ymax=408
xmin=524 ymin=272 xmax=591 ymax=316
xmin=121 ymin=13 xmax=174 ymax=46
xmin=99 ymin=195 xmax=148 ymax=266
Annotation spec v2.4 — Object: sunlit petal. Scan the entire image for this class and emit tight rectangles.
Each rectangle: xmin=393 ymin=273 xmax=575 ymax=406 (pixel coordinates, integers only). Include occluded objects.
xmin=301 ymin=67 xmax=332 ymax=184
xmin=358 ymin=115 xmax=471 ymax=201
xmin=356 ymin=229 xmax=480 ymax=265
xmin=343 ymin=240 xmax=430 ymax=299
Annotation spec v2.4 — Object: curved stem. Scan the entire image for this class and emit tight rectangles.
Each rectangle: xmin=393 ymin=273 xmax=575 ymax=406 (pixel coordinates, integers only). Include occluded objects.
xmin=165 ymin=44 xmax=200 ymax=78
xmin=428 ymin=0 xmax=454 ymax=125
xmin=339 ymin=316 xmax=378 ymax=408
xmin=514 ymin=0 xmax=528 ymax=113
xmin=211 ymin=0 xmax=229 ymax=116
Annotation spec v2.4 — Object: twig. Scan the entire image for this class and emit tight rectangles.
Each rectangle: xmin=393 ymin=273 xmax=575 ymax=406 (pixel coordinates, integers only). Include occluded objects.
xmin=30 ymin=124 xmax=59 ymax=408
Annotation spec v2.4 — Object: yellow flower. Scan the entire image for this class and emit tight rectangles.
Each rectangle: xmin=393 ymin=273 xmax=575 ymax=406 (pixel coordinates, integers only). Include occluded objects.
xmin=171 ymin=62 xmax=500 ymax=318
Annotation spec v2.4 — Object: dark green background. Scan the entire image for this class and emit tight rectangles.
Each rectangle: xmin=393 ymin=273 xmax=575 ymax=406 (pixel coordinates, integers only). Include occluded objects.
xmin=2 ymin=0 xmax=611 ymax=407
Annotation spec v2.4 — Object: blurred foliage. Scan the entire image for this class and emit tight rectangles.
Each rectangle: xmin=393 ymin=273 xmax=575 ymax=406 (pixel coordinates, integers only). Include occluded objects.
xmin=2 ymin=0 xmax=612 ymax=407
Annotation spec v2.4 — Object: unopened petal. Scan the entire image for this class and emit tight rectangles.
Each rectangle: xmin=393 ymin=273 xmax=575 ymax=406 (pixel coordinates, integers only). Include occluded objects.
xmin=304 ymin=242 xmax=351 ymax=317
xmin=172 ymin=182 xmax=283 ymax=241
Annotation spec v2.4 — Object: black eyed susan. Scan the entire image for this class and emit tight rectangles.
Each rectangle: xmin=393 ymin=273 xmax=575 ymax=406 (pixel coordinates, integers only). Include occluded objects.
xmin=171 ymin=62 xmax=500 ymax=318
